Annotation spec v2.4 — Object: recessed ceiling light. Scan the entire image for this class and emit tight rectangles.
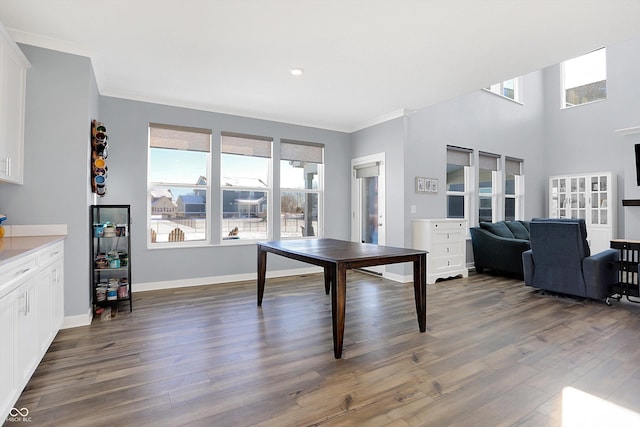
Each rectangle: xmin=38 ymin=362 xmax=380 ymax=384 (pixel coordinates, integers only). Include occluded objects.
xmin=290 ymin=67 xmax=304 ymax=76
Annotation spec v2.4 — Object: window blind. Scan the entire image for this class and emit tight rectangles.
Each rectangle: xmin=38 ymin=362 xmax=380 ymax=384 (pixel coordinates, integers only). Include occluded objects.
xmin=447 ymin=146 xmax=471 ymax=166
xmin=505 ymin=157 xmax=522 ymax=175
xmin=221 ymin=132 xmax=272 ymax=158
xmin=281 ymin=139 xmax=324 ymax=163
xmin=354 ymin=162 xmax=380 ymax=178
xmin=149 ymin=123 xmax=211 ymax=152
xmin=479 ymin=152 xmax=499 ymax=171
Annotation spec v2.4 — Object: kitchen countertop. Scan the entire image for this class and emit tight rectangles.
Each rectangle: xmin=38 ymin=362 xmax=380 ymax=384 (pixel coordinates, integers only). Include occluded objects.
xmin=0 ymin=235 xmax=66 ymax=267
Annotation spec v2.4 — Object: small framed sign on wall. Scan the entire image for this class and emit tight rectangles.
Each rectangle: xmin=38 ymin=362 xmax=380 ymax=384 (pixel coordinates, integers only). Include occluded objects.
xmin=415 ymin=177 xmax=438 ymax=193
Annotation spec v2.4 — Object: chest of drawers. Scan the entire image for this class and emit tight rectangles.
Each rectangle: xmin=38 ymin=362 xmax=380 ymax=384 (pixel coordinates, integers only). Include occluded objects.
xmin=412 ymin=219 xmax=468 ymax=284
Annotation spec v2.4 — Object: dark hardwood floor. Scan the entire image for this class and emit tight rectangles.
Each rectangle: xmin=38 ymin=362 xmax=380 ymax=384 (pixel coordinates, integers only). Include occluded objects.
xmin=6 ymin=271 xmax=640 ymax=426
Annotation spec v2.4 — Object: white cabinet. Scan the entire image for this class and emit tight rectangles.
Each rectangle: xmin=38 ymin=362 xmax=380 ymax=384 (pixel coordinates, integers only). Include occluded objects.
xmin=549 ymin=172 xmax=616 ymax=254
xmin=36 ymin=241 xmax=64 ymax=353
xmin=412 ymin=219 xmax=468 ymax=284
xmin=14 ymin=275 xmax=38 ymax=387
xmin=0 ymin=22 xmax=30 ymax=184
xmin=0 ymin=254 xmax=37 ymax=418
xmin=0 ymin=239 xmax=64 ymax=420
xmin=0 ymin=289 xmax=16 ymax=418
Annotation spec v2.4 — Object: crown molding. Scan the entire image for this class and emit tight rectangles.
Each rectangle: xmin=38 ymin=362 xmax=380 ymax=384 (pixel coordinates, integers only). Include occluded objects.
xmin=7 ymin=28 xmax=94 ymax=58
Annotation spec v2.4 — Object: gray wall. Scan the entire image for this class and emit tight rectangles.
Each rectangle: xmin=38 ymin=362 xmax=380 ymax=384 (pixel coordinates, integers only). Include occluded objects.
xmin=0 ymin=45 xmax=97 ymax=318
xmin=98 ymin=96 xmax=352 ymax=285
xmin=541 ymin=35 xmax=640 ymax=238
xmin=5 ymin=33 xmax=640 ymax=320
xmin=351 ymin=116 xmax=407 ymax=276
xmin=351 ymin=69 xmax=548 ymax=270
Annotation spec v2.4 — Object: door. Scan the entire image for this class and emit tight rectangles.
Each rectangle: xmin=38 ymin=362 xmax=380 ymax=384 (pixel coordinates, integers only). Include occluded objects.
xmin=352 ymin=153 xmax=386 ymax=274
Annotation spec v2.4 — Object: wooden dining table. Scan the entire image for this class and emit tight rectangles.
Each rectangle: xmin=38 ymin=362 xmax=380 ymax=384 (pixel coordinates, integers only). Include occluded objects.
xmin=257 ymin=238 xmax=427 ymax=358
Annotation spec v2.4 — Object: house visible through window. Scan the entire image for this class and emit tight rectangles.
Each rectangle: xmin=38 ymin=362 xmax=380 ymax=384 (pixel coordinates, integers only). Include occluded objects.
xmin=148 ymin=123 xmax=211 ymax=244
xmin=280 ymin=139 xmax=324 ymax=238
xmin=446 ymin=146 xmax=471 ymax=220
xmin=221 ymin=132 xmax=272 ymax=241
xmin=562 ymin=48 xmax=606 ymax=107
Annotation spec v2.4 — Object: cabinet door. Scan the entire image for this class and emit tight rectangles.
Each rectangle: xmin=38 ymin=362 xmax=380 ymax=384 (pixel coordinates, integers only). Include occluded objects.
xmin=0 ymin=291 xmax=16 ymax=419
xmin=51 ymin=257 xmax=64 ymax=331
xmin=0 ymin=35 xmax=27 ymax=184
xmin=36 ymin=268 xmax=52 ymax=354
xmin=14 ymin=276 xmax=38 ymax=387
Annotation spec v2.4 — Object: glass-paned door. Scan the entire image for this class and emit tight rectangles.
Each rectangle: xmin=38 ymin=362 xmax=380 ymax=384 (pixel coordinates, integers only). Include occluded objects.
xmin=360 ymin=175 xmax=378 ymax=244
xmin=351 ymin=153 xmax=386 ymax=275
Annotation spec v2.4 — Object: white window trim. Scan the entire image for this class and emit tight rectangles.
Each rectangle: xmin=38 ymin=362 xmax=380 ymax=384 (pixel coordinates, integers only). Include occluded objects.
xmin=560 ymin=48 xmax=607 ymax=109
xmin=483 ymin=77 xmax=524 ymax=105
xmin=220 ymin=185 xmax=272 ymax=245
xmin=147 ymin=124 xmax=212 ymax=249
xmin=446 ymin=165 xmax=471 ymax=225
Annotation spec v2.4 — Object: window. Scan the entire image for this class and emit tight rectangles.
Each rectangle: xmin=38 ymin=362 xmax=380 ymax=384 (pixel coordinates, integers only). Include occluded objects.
xmin=446 ymin=146 xmax=471 ymax=220
xmin=478 ymin=152 xmax=499 ymax=223
xmin=148 ymin=123 xmax=211 ymax=244
xmin=562 ymin=48 xmax=606 ymax=108
xmin=485 ymin=77 xmax=522 ymax=102
xmin=221 ymin=132 xmax=272 ymax=241
xmin=505 ymin=157 xmax=524 ymax=221
xmin=280 ymin=140 xmax=324 ymax=238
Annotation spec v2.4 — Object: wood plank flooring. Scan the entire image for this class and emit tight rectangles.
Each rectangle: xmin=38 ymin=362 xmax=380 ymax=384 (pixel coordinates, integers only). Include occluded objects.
xmin=7 ymin=271 xmax=640 ymax=426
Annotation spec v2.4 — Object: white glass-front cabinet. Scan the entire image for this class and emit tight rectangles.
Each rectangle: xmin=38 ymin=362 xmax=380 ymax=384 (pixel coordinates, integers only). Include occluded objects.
xmin=549 ymin=172 xmax=616 ymax=253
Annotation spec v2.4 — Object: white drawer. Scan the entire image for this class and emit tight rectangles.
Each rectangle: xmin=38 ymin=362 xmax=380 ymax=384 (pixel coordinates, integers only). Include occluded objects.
xmin=428 ymin=242 xmax=465 ymax=257
xmin=36 ymin=241 xmax=64 ymax=267
xmin=431 ymin=230 xmax=465 ymax=244
xmin=429 ymin=254 xmax=466 ymax=272
xmin=0 ymin=256 xmax=37 ymax=298
xmin=429 ymin=221 xmax=466 ymax=232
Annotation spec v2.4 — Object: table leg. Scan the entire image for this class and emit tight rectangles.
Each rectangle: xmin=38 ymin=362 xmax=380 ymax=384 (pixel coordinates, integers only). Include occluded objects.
xmin=413 ymin=253 xmax=427 ymax=332
xmin=324 ymin=264 xmax=334 ymax=295
xmin=331 ymin=262 xmax=347 ymax=358
xmin=257 ymin=246 xmax=267 ymax=306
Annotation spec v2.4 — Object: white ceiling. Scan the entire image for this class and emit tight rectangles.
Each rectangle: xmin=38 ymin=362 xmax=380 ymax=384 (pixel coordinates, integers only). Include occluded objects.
xmin=1 ymin=0 xmax=640 ymax=132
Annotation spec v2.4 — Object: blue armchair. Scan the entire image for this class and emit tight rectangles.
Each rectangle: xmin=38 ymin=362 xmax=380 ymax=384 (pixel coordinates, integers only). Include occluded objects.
xmin=522 ymin=218 xmax=619 ymax=300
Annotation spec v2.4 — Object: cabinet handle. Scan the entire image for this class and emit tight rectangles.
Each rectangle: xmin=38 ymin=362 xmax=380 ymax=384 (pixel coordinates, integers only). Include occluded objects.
xmin=5 ymin=157 xmax=10 ymax=177
xmin=18 ymin=294 xmax=26 ymax=314
xmin=15 ymin=267 xmax=31 ymax=276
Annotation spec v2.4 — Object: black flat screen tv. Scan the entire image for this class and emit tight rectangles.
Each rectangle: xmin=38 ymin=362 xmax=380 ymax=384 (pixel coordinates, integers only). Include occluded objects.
xmin=636 ymin=144 xmax=640 ymax=186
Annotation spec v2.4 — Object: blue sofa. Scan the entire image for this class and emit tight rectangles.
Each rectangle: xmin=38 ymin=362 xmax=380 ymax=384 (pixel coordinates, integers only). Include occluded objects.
xmin=522 ymin=218 xmax=619 ymax=300
xmin=470 ymin=220 xmax=531 ymax=276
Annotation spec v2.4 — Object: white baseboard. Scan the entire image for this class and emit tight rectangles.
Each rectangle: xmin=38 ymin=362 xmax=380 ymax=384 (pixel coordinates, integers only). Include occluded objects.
xmin=135 ymin=266 xmax=324 ymax=292
xmin=62 ymin=307 xmax=92 ymax=329
xmin=383 ymin=271 xmax=412 ymax=283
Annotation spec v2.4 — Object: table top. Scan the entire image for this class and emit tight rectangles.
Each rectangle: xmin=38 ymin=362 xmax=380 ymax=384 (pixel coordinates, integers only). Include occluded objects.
xmin=258 ymin=238 xmax=426 ymax=263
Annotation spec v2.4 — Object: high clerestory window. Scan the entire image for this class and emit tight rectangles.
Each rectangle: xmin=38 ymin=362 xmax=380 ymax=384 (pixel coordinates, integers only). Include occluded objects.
xmin=562 ymin=48 xmax=607 ymax=108
xmin=485 ymin=77 xmax=522 ymax=103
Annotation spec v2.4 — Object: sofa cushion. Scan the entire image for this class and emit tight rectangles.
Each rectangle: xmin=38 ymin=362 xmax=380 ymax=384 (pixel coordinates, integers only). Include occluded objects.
xmin=505 ymin=221 xmax=529 ymax=240
xmin=480 ymin=221 xmax=515 ymax=238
